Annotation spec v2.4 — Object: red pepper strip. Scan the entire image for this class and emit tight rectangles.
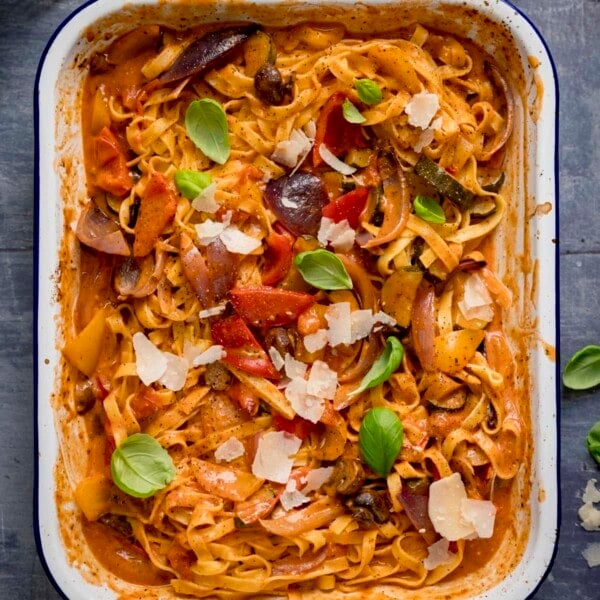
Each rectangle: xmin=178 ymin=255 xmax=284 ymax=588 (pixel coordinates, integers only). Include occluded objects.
xmin=322 ymin=187 xmax=369 ymax=229
xmin=273 ymin=414 xmax=321 ymax=441
xmin=133 ymin=172 xmax=178 ymax=257
xmin=229 ymin=286 xmax=315 ymax=328
xmin=261 ymin=230 xmax=294 ymax=286
xmin=90 ymin=126 xmax=133 ymax=197
xmin=313 ymin=91 xmax=368 ymax=167
xmin=211 ymin=314 xmax=280 ymax=379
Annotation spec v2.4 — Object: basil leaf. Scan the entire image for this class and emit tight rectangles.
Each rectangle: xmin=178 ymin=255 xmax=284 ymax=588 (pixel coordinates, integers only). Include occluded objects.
xmin=349 ymin=336 xmax=404 ymax=398
xmin=185 ymin=98 xmax=230 ymax=165
xmin=359 ymin=407 xmax=403 ymax=477
xmin=174 ymin=169 xmax=213 ymax=200
xmin=563 ymin=345 xmax=600 ymax=390
xmin=111 ymin=433 xmax=176 ymax=499
xmin=294 ymin=249 xmax=353 ymax=290
xmin=587 ymin=421 xmax=600 ymax=465
xmin=342 ymin=99 xmax=366 ymax=124
xmin=413 ymin=195 xmax=446 ymax=224
xmin=355 ymin=78 xmax=382 ymax=105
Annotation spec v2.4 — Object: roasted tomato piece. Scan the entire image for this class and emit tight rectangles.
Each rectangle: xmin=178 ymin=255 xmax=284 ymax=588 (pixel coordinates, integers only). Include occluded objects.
xmin=229 ymin=286 xmax=315 ymax=328
xmin=322 ymin=187 xmax=369 ymax=229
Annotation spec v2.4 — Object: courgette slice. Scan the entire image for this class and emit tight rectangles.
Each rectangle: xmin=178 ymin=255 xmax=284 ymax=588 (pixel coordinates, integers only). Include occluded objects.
xmin=482 ymin=172 xmax=505 ymax=193
xmin=244 ymin=31 xmax=277 ymax=77
xmin=414 ymin=155 xmax=475 ymax=209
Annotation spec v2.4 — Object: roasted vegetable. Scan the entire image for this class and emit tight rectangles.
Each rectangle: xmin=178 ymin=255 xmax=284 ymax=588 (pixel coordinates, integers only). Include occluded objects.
xmin=254 ymin=63 xmax=292 ymax=105
xmin=264 ymin=172 xmax=329 ymax=236
xmin=159 ymin=26 xmax=256 ymax=84
xmin=414 ymin=155 xmax=475 ymax=209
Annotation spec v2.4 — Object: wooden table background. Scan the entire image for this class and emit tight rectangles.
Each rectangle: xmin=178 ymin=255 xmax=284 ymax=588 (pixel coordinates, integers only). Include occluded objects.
xmin=1 ymin=0 xmax=599 ymax=597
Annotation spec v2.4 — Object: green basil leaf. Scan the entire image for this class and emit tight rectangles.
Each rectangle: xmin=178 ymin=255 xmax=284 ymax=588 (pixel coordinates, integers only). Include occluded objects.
xmin=294 ymin=249 xmax=353 ymax=290
xmin=355 ymin=78 xmax=382 ymax=105
xmin=587 ymin=421 xmax=600 ymax=465
xmin=185 ymin=98 xmax=230 ymax=165
xmin=349 ymin=336 xmax=404 ymax=398
xmin=174 ymin=169 xmax=213 ymax=200
xmin=342 ymin=99 xmax=366 ymax=124
xmin=563 ymin=345 xmax=600 ymax=390
xmin=359 ymin=407 xmax=403 ymax=477
xmin=111 ymin=433 xmax=176 ymax=499
xmin=413 ymin=195 xmax=446 ymax=224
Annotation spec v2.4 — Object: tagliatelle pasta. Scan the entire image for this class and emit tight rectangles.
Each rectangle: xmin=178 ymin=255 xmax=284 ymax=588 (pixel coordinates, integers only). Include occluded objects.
xmin=58 ymin=15 xmax=529 ymax=599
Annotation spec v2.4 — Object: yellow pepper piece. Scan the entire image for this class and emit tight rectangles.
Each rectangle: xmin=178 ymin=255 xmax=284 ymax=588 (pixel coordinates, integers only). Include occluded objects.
xmin=62 ymin=307 xmax=108 ymax=377
xmin=433 ymin=329 xmax=485 ymax=374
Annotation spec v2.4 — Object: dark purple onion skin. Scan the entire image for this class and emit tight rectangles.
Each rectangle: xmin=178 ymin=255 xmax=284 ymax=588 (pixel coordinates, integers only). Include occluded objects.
xmin=159 ymin=26 xmax=257 ymax=84
xmin=264 ymin=172 xmax=329 ymax=237
xmin=398 ymin=489 xmax=436 ymax=537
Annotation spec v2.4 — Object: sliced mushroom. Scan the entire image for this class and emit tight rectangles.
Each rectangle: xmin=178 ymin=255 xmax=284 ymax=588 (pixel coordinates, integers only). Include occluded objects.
xmin=204 ymin=361 xmax=232 ymax=391
xmin=254 ymin=63 xmax=292 ymax=105
xmin=330 ymin=458 xmax=366 ymax=496
xmin=264 ymin=327 xmax=296 ymax=357
xmin=348 ymin=489 xmax=390 ymax=526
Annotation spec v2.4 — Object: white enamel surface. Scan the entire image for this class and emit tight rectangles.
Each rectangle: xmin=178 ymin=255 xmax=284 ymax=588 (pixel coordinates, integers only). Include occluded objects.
xmin=35 ymin=1 xmax=558 ymax=598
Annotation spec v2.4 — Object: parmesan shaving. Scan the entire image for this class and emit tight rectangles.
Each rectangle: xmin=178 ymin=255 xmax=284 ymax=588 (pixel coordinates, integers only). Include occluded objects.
xmin=318 ymin=145 xmax=357 ymax=175
xmin=578 ymin=479 xmax=600 ymax=531
xmin=271 ymin=128 xmax=314 ymax=168
xmin=219 ymin=226 xmax=261 ymax=254
xmin=428 ymin=473 xmax=496 ymax=541
xmin=195 ymin=211 xmax=260 ymax=255
xmin=159 ymin=352 xmax=189 ymax=391
xmin=458 ymin=272 xmax=494 ymax=322
xmin=199 ymin=304 xmax=227 ymax=319
xmin=423 ymin=538 xmax=455 ymax=570
xmin=582 ymin=543 xmax=600 ymax=568
xmin=214 ymin=437 xmax=245 ymax=462
xmin=133 ymin=332 xmax=168 ymax=385
xmin=318 ymin=217 xmax=356 ymax=252
xmin=191 ymin=182 xmax=219 ymax=213
xmin=281 ymin=479 xmax=310 ymax=510
xmin=192 ymin=345 xmax=226 ymax=367
xmin=252 ymin=431 xmax=302 ymax=483
xmin=405 ymin=91 xmax=440 ymax=129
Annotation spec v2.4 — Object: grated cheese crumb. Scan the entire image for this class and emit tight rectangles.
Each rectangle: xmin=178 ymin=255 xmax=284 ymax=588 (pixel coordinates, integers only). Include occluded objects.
xmin=582 ymin=543 xmax=600 ymax=568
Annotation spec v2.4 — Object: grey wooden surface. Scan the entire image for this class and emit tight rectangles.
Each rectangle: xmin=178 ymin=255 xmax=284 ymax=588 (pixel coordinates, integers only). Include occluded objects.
xmin=1 ymin=0 xmax=599 ymax=598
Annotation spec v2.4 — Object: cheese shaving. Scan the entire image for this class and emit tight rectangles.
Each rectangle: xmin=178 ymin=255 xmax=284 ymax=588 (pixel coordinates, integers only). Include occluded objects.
xmin=159 ymin=352 xmax=189 ymax=391
xmin=271 ymin=128 xmax=314 ymax=168
xmin=251 ymin=431 xmax=302 ymax=483
xmin=191 ymin=182 xmax=219 ymax=213
xmin=405 ymin=91 xmax=440 ymax=129
xmin=458 ymin=272 xmax=494 ymax=322
xmin=198 ymin=304 xmax=227 ymax=319
xmin=423 ymin=538 xmax=455 ymax=570
xmin=318 ymin=217 xmax=356 ymax=252
xmin=214 ymin=436 xmax=245 ymax=462
xmin=133 ymin=332 xmax=168 ymax=385
xmin=582 ymin=543 xmax=600 ymax=568
xmin=578 ymin=479 xmax=600 ymax=531
xmin=428 ymin=473 xmax=496 ymax=541
xmin=318 ymin=145 xmax=357 ymax=175
xmin=192 ymin=345 xmax=226 ymax=367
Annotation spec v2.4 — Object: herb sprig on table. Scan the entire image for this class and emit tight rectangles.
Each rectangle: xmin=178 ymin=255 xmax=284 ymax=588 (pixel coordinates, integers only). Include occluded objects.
xmin=563 ymin=345 xmax=600 ymax=464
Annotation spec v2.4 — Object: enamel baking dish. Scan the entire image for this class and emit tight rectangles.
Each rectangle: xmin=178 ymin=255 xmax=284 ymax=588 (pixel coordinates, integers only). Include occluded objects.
xmin=34 ymin=1 xmax=558 ymax=598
